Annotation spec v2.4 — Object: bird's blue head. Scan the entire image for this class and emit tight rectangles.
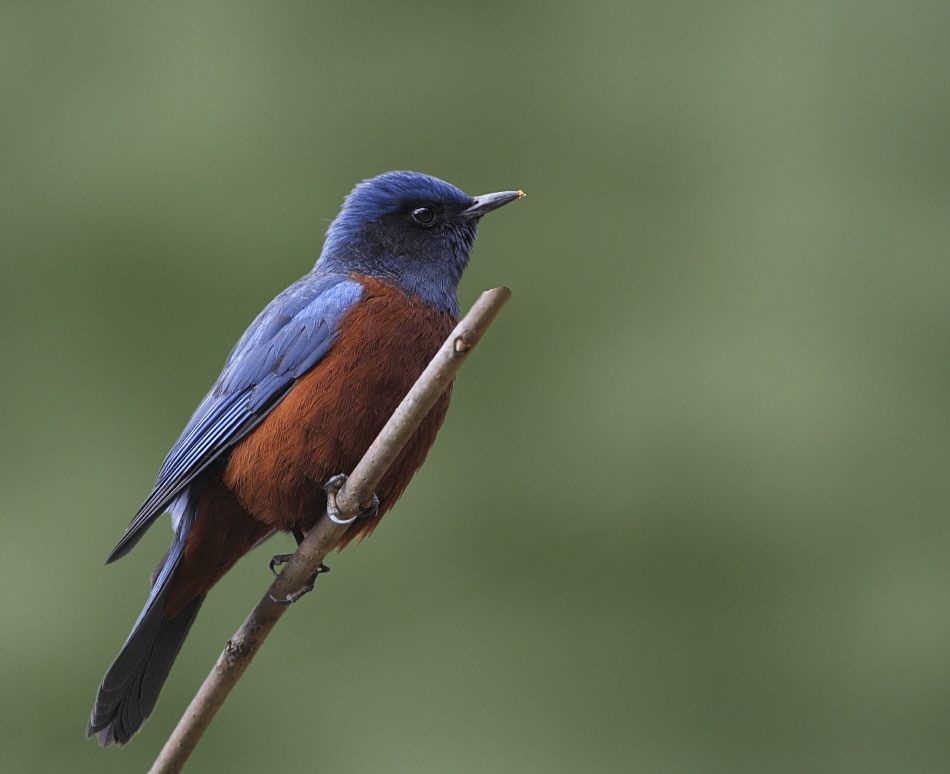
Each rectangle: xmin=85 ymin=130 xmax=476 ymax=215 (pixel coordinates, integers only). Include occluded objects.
xmin=317 ymin=171 xmax=522 ymax=316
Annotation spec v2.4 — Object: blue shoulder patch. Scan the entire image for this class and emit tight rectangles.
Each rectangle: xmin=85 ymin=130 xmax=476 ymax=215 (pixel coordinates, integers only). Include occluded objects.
xmin=107 ymin=273 xmax=363 ymax=562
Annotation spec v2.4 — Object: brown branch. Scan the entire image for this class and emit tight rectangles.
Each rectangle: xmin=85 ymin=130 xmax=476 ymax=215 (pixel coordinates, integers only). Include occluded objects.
xmin=148 ymin=286 xmax=512 ymax=774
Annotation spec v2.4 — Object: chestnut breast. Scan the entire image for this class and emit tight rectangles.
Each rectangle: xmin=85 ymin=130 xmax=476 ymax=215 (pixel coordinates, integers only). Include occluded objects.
xmin=223 ymin=277 xmax=456 ymax=544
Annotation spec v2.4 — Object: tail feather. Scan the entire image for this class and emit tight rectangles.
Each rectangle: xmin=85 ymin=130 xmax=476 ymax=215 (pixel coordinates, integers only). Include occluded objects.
xmin=89 ymin=499 xmax=203 ymax=747
xmin=89 ymin=594 xmax=203 ymax=746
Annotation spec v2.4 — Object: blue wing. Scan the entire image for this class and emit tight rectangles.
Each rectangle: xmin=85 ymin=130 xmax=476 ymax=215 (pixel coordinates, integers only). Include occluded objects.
xmin=106 ymin=272 xmax=364 ymax=563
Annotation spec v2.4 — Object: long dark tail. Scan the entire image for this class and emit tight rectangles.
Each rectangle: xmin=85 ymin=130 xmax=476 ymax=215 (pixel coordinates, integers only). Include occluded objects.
xmin=88 ymin=517 xmax=202 ymax=747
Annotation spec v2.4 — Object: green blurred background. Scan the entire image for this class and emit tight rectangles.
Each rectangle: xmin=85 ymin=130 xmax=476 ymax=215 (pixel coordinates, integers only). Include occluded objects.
xmin=3 ymin=2 xmax=949 ymax=772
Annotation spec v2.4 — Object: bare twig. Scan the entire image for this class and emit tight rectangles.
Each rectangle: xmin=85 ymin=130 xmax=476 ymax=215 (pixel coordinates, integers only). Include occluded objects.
xmin=148 ymin=286 xmax=512 ymax=774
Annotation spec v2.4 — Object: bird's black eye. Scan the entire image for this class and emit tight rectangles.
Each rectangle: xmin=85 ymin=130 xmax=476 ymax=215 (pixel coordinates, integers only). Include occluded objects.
xmin=410 ymin=206 xmax=436 ymax=226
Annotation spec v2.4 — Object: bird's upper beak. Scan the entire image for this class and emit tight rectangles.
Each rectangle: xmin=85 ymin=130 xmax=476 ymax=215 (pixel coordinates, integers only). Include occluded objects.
xmin=462 ymin=189 xmax=525 ymax=219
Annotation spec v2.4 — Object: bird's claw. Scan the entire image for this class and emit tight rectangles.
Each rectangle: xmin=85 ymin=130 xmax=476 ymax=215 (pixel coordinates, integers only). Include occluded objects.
xmin=269 ymin=553 xmax=293 ymax=577
xmin=323 ymin=473 xmax=379 ymax=525
xmin=269 ymin=563 xmax=330 ymax=605
xmin=361 ymin=492 xmax=381 ymax=521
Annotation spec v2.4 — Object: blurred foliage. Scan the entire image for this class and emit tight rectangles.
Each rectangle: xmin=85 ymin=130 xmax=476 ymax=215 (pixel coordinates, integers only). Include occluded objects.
xmin=2 ymin=1 xmax=950 ymax=772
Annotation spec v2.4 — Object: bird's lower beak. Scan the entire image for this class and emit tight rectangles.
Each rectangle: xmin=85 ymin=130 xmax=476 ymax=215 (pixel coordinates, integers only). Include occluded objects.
xmin=462 ymin=190 xmax=525 ymax=219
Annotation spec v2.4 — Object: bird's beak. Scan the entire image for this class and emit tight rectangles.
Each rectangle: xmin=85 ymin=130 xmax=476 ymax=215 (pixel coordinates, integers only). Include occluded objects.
xmin=462 ymin=189 xmax=525 ymax=219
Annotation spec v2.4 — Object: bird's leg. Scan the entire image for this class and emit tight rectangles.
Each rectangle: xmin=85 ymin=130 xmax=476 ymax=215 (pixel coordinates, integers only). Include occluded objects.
xmin=323 ymin=473 xmax=380 ymax=524
xmin=269 ymin=527 xmax=330 ymax=605
xmin=268 ymin=477 xmax=378 ymax=605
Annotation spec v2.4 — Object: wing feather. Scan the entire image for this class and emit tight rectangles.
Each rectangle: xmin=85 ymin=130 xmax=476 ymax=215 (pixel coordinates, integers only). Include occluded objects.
xmin=106 ymin=273 xmax=363 ymax=563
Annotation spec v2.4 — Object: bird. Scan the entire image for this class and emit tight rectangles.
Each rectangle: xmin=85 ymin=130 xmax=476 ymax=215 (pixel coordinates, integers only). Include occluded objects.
xmin=88 ymin=171 xmax=522 ymax=747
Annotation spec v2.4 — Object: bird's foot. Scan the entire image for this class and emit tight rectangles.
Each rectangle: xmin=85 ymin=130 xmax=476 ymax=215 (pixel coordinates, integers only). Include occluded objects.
xmin=269 ymin=562 xmax=330 ymax=605
xmin=323 ymin=473 xmax=380 ymax=525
